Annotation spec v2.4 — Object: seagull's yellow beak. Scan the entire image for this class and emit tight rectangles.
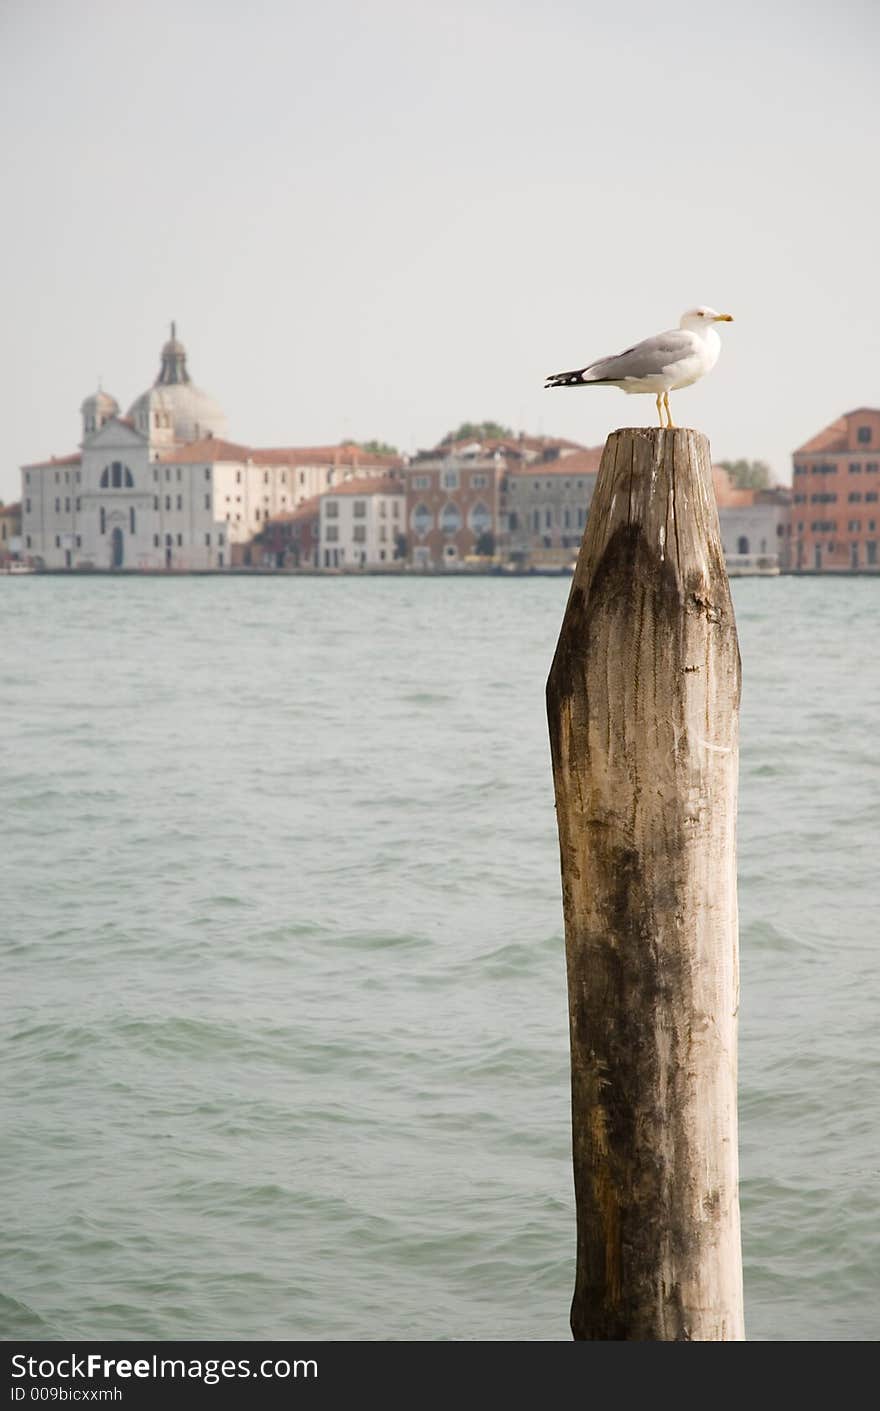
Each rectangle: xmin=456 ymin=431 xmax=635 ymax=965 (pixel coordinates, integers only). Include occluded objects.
xmin=714 ymin=313 xmax=734 ymax=322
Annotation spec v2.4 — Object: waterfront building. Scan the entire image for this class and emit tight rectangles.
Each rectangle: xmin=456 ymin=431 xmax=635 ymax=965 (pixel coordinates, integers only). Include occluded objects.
xmin=20 ymin=328 xmax=400 ymax=570
xmin=0 ymin=502 xmax=22 ymax=563
xmin=790 ymin=408 xmax=880 ymax=570
xmin=258 ymin=496 xmax=322 ymax=569
xmin=405 ymin=448 xmax=506 ymax=569
xmin=505 ymin=446 xmax=602 ymax=568
xmin=319 ymin=475 xmax=406 ymax=569
xmin=712 ymin=467 xmax=791 ymax=574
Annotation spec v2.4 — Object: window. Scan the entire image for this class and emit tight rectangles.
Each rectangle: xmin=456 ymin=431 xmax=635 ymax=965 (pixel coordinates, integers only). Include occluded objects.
xmin=205 ymin=468 xmax=211 ymax=481
xmin=100 ymin=508 xmax=106 ymax=535
xmin=411 ymin=474 xmax=431 ymax=490
xmin=205 ymin=533 xmax=211 ymax=546
xmin=563 ymin=507 xmax=571 ymax=529
xmin=153 ymin=468 xmax=158 ymax=482
xmin=353 ymin=501 xmax=366 ymax=518
xmin=392 ymin=500 xmax=400 ymax=519
xmin=867 ymin=463 xmax=879 ymax=474
xmin=154 ymin=496 xmax=159 ymax=510
xmin=176 ymin=468 xmax=182 ymax=482
xmin=545 ymin=507 xmax=552 ymax=528
xmin=379 ymin=501 xmax=387 ymax=518
xmin=509 ymin=511 xmax=519 ymax=531
xmin=154 ymin=534 xmax=160 ymax=547
xmin=204 ymin=493 xmax=211 ymax=509
xmin=176 ymin=495 xmax=182 ymax=510
xmin=55 ymin=472 xmax=60 ymax=484
xmin=326 ymin=501 xmax=339 ymax=518
xmin=866 ymin=492 xmax=878 ymax=503
xmin=65 ymin=498 xmax=70 ymax=511
xmin=264 ymin=471 xmax=269 ymax=484
xmin=849 ymin=463 xmax=860 ymax=474
xmin=165 ymin=496 xmax=171 ymax=510
xmin=177 ymin=534 xmax=182 ymax=546
xmin=578 ymin=507 xmax=587 ymax=528
xmin=255 ymin=508 xmax=261 ymax=520
xmin=411 ymin=503 xmax=433 ymax=537
xmin=848 ymin=520 xmax=860 ymax=532
xmin=26 ymin=498 xmax=31 ymax=512
xmin=353 ymin=524 xmax=366 ymax=543
xmin=75 ymin=498 xmax=80 ymax=511
xmin=236 ymin=470 xmax=242 ymax=484
xmin=379 ymin=524 xmax=387 ymax=541
xmin=849 ymin=492 xmax=862 ymax=503
xmin=130 ymin=507 xmax=136 ymax=534
xmin=55 ymin=535 xmax=60 ymax=548
xmin=218 ymin=533 xmax=224 ymax=546
xmin=165 ymin=468 xmax=171 ymax=482
xmin=440 ymin=502 xmax=461 ymax=535
xmin=26 ymin=535 xmax=31 ymax=548
xmin=857 ymin=426 xmax=872 ymax=444
xmin=165 ymin=534 xmax=172 ymax=547
xmin=326 ymin=525 xmax=339 ymax=542
xmin=55 ymin=498 xmax=60 ymax=512
xmin=468 ymin=501 xmax=492 ymax=535
xmin=76 ymin=471 xmax=81 ymax=483
xmin=470 ymin=474 xmax=488 ymax=489
xmin=442 ymin=470 xmax=459 ymax=490
xmin=300 ymin=471 xmax=305 ymax=485
xmin=76 ymin=536 xmax=81 ymax=548
xmin=25 ymin=472 xmax=30 ymax=485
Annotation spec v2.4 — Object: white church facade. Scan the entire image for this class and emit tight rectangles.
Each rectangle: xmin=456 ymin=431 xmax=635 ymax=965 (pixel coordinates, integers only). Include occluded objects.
xmin=21 ymin=328 xmax=399 ymax=570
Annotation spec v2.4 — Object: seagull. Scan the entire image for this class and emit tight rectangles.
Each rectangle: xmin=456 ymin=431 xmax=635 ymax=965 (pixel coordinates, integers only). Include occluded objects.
xmin=544 ymin=306 xmax=734 ymax=427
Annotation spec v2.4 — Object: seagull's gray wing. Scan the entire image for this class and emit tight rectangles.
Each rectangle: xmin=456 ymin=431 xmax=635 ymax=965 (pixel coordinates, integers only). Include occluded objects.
xmin=583 ymin=330 xmax=695 ymax=382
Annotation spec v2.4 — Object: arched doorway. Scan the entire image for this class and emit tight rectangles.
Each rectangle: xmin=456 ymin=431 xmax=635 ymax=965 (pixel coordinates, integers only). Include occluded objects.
xmin=111 ymin=527 xmax=124 ymax=568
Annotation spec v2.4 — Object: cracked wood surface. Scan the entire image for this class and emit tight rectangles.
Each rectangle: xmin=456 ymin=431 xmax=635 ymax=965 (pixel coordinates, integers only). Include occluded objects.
xmin=546 ymin=427 xmax=745 ymax=1341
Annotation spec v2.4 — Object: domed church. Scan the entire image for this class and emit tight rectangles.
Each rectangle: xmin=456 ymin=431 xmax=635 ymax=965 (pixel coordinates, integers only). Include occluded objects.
xmin=20 ymin=327 xmax=400 ymax=571
xmin=21 ymin=326 xmax=234 ymax=570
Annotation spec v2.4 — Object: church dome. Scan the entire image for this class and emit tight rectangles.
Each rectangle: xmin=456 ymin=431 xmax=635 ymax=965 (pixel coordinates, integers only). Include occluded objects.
xmin=127 ymin=324 xmax=228 ymax=444
xmin=81 ymin=387 xmax=120 ymax=437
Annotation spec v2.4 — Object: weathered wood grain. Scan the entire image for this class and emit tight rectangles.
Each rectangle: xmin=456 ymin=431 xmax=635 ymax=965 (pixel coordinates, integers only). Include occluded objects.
xmin=547 ymin=427 xmax=745 ymax=1341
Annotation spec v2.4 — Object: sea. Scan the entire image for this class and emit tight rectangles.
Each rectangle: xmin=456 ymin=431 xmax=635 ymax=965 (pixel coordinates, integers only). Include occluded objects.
xmin=1 ymin=574 xmax=878 ymax=1342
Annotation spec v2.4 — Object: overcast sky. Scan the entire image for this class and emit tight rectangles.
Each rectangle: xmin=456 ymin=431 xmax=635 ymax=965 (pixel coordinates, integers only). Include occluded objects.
xmin=2 ymin=0 xmax=877 ymax=501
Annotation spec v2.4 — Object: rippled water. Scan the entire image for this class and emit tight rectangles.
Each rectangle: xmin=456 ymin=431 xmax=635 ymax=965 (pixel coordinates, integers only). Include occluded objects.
xmin=1 ymin=575 xmax=877 ymax=1341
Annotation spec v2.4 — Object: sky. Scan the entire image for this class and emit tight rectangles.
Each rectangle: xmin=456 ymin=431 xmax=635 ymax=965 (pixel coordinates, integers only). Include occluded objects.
xmin=1 ymin=0 xmax=878 ymax=502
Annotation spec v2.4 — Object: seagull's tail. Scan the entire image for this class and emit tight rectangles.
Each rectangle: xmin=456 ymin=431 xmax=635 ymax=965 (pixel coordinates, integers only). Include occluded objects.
xmin=544 ymin=366 xmax=601 ymax=389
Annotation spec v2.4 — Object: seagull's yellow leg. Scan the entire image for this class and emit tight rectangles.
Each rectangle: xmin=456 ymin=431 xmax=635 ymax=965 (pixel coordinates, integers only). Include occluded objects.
xmin=664 ymin=392 xmax=675 ymax=428
xmin=655 ymin=393 xmax=666 ymax=427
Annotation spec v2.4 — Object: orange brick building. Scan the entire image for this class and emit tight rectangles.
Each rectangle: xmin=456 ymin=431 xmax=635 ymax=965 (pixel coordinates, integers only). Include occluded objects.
xmin=791 ymin=409 xmax=880 ymax=571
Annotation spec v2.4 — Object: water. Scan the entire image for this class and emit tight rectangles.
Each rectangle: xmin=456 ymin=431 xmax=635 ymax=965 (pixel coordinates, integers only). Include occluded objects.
xmin=1 ymin=575 xmax=877 ymax=1342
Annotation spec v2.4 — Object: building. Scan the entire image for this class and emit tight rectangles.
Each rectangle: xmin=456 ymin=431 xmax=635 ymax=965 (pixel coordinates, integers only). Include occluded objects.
xmin=791 ymin=408 xmax=880 ymax=570
xmin=712 ymin=467 xmax=790 ymax=574
xmin=0 ymin=502 xmax=22 ymax=564
xmin=505 ymin=446 xmax=602 ymax=568
xmin=20 ymin=327 xmax=401 ymax=570
xmin=319 ymin=476 xmax=406 ymax=569
xmin=258 ymin=496 xmax=322 ymax=569
xmin=405 ymin=448 xmax=506 ymax=569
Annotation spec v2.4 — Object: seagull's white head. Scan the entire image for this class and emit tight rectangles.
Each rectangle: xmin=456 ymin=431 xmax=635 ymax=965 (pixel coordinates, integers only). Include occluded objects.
xmin=680 ymin=305 xmax=734 ymax=331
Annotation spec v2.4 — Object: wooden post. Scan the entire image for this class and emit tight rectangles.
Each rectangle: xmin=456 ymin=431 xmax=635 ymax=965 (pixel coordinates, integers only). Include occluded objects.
xmin=546 ymin=427 xmax=744 ymax=1341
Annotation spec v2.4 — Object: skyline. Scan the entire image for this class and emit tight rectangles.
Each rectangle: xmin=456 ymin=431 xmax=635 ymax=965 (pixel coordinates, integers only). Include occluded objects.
xmin=2 ymin=0 xmax=879 ymax=503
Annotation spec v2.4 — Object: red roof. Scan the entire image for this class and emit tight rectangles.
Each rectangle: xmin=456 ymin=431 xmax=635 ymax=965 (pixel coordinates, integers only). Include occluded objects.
xmin=794 ymin=408 xmax=880 ymax=455
xmin=266 ymin=495 xmax=323 ymax=524
xmin=160 ymin=437 xmax=402 ymax=468
xmin=0 ymin=501 xmax=21 ymax=516
xmin=507 ymin=446 xmax=602 ymax=478
xmin=325 ymin=475 xmax=404 ymax=497
xmin=21 ymin=452 xmax=82 ymax=470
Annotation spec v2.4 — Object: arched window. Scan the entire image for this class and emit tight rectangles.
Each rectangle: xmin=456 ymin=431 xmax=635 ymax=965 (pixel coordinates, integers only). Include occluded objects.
xmin=468 ymin=501 xmax=492 ymax=535
xmin=440 ymin=502 xmax=461 ymax=536
xmin=411 ymin=502 xmax=433 ymax=538
xmin=100 ymin=461 xmax=134 ymax=489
